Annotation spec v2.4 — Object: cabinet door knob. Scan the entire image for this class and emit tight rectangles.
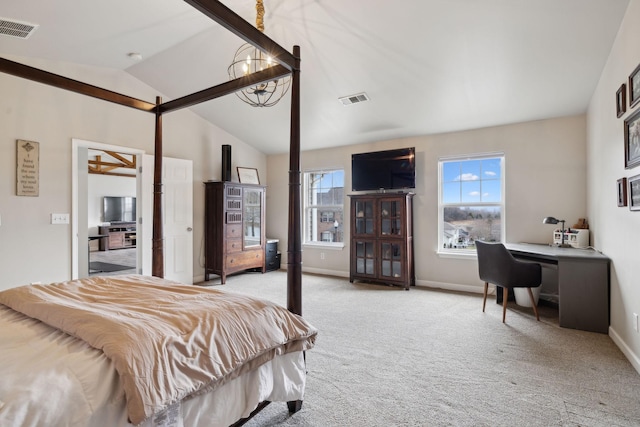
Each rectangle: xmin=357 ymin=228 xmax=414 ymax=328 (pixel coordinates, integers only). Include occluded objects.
xmin=187 ymin=227 xmax=193 ymax=232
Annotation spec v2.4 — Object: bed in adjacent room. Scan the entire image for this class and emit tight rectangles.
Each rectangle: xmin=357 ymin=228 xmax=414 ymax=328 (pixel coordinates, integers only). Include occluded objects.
xmin=0 ymin=275 xmax=317 ymax=426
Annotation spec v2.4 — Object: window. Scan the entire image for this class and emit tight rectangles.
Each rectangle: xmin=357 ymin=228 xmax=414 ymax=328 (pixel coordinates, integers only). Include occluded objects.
xmin=304 ymin=169 xmax=344 ymax=245
xmin=320 ymin=211 xmax=335 ymax=222
xmin=439 ymin=154 xmax=504 ymax=253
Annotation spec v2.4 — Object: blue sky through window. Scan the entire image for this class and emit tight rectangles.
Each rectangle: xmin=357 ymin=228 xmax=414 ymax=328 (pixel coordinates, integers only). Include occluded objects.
xmin=442 ymin=158 xmax=501 ymax=204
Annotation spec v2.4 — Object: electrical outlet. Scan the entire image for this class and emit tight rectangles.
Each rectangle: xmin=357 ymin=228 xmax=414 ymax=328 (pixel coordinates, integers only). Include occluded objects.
xmin=320 ymin=252 xmax=325 ymax=260
xmin=634 ymin=313 xmax=639 ymax=332
xmin=51 ymin=213 xmax=70 ymax=224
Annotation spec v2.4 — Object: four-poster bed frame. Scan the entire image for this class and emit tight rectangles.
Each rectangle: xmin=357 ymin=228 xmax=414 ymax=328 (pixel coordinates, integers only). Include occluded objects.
xmin=0 ymin=0 xmax=303 ymax=316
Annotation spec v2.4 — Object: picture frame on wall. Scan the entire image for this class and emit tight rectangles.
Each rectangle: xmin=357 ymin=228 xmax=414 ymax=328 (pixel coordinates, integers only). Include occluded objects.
xmin=628 ymin=174 xmax=640 ymax=211
xmin=624 ymin=108 xmax=640 ymax=169
xmin=617 ymin=83 xmax=626 ymax=118
xmin=617 ymin=177 xmax=627 ymax=207
xmin=630 ymin=62 xmax=640 ymax=109
xmin=237 ymin=167 xmax=260 ymax=185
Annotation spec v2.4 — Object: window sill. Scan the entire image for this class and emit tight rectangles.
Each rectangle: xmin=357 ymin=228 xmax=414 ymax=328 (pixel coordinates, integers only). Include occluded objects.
xmin=437 ymin=250 xmax=477 ymax=260
xmin=303 ymin=242 xmax=345 ymax=250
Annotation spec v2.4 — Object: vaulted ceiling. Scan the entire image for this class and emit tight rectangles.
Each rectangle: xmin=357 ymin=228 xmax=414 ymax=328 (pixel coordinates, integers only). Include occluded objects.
xmin=0 ymin=0 xmax=630 ymax=154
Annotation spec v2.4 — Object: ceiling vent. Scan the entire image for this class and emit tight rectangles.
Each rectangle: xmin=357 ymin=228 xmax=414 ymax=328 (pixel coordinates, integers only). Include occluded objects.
xmin=0 ymin=18 xmax=39 ymax=39
xmin=339 ymin=92 xmax=370 ymax=106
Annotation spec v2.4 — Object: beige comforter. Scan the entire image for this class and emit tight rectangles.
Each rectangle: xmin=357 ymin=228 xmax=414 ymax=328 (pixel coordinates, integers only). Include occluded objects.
xmin=0 ymin=275 xmax=317 ymax=425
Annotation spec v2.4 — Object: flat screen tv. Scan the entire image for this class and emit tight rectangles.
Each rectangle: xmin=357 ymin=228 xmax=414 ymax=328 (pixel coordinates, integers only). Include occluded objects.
xmin=103 ymin=196 xmax=136 ymax=223
xmin=351 ymin=147 xmax=416 ymax=192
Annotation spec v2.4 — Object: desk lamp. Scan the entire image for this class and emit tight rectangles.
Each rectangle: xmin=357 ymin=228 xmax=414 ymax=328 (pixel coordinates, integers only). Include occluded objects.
xmin=542 ymin=216 xmax=570 ymax=247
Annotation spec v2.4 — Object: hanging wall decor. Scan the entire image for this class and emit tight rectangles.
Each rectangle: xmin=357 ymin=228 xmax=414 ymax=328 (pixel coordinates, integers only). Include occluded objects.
xmin=617 ymin=83 xmax=626 ymax=118
xmin=629 ymin=62 xmax=640 ymax=109
xmin=16 ymin=139 xmax=40 ymax=196
xmin=625 ymin=108 xmax=640 ymax=169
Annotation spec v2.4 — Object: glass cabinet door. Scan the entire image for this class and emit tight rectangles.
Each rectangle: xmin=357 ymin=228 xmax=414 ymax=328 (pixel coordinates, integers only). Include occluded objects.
xmin=380 ymin=242 xmax=403 ymax=279
xmin=243 ymin=188 xmax=262 ymax=248
xmin=380 ymin=199 xmax=403 ymax=236
xmin=354 ymin=199 xmax=374 ymax=235
xmin=354 ymin=240 xmax=375 ymax=276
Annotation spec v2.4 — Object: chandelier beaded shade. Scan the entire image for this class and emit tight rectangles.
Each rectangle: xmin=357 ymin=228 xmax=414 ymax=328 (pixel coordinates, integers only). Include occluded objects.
xmin=227 ymin=0 xmax=291 ymax=107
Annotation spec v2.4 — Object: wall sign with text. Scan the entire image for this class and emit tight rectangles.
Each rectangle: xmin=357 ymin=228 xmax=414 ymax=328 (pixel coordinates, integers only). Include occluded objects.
xmin=16 ymin=139 xmax=39 ymax=197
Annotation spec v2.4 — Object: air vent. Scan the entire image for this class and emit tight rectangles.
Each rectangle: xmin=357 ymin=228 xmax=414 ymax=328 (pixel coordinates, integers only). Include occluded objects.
xmin=0 ymin=18 xmax=39 ymax=39
xmin=339 ymin=92 xmax=370 ymax=106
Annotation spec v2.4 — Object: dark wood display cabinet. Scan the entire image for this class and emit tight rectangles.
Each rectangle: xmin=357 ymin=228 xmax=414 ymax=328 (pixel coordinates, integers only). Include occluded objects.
xmin=204 ymin=181 xmax=266 ymax=284
xmin=349 ymin=192 xmax=415 ymax=290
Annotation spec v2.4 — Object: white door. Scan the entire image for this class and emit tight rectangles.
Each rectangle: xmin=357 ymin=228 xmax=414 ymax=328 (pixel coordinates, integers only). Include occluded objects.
xmin=141 ymin=155 xmax=193 ymax=284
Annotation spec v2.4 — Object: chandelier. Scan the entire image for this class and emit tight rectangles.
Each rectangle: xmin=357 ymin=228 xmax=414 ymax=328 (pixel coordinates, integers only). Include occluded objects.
xmin=227 ymin=0 xmax=291 ymax=107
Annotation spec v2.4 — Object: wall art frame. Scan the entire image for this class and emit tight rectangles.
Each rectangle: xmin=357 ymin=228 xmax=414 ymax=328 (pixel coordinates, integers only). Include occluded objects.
xmin=237 ymin=167 xmax=260 ymax=185
xmin=624 ymin=107 xmax=640 ymax=169
xmin=630 ymin=61 xmax=640 ymax=109
xmin=628 ymin=174 xmax=640 ymax=211
xmin=617 ymin=177 xmax=627 ymax=207
xmin=617 ymin=83 xmax=626 ymax=118
xmin=16 ymin=139 xmax=40 ymax=196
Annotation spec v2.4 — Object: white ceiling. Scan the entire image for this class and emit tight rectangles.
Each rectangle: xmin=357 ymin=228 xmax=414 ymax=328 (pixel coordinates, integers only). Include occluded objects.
xmin=0 ymin=0 xmax=630 ymax=154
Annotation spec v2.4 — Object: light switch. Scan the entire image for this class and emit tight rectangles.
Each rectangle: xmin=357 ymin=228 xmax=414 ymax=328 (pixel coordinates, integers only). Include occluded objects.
xmin=51 ymin=213 xmax=70 ymax=224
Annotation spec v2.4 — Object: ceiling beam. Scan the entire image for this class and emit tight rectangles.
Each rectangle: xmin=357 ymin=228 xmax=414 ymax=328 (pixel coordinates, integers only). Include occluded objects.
xmin=184 ymin=0 xmax=296 ymax=71
xmin=88 ymin=152 xmax=136 ymax=177
xmin=160 ymin=64 xmax=290 ymax=114
xmin=0 ymin=57 xmax=157 ymax=112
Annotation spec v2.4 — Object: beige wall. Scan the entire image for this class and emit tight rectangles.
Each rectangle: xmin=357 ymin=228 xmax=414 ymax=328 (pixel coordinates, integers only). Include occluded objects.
xmin=0 ymin=56 xmax=266 ymax=289
xmin=587 ymin=0 xmax=640 ymax=371
xmin=266 ymin=114 xmax=588 ymax=292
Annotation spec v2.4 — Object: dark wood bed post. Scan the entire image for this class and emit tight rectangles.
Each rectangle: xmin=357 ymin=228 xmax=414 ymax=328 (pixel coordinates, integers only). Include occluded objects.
xmin=287 ymin=45 xmax=302 ymax=317
xmin=152 ymin=96 xmax=165 ymax=278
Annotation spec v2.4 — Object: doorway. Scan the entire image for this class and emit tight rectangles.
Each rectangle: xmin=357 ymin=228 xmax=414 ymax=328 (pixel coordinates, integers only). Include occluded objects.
xmin=72 ymin=139 xmax=144 ymax=279
xmin=72 ymin=139 xmax=194 ymax=283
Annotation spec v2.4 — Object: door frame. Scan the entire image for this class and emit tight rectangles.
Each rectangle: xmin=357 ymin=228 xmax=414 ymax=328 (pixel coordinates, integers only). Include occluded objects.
xmin=71 ymin=139 xmax=145 ymax=279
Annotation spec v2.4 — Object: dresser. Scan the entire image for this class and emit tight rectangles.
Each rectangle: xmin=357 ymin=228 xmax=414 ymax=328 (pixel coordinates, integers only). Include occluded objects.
xmin=204 ymin=181 xmax=266 ymax=283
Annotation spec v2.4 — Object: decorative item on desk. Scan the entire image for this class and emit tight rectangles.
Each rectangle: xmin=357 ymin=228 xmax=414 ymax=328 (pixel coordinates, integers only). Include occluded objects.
xmin=542 ymin=216 xmax=571 ymax=248
xmin=572 ymin=218 xmax=589 ymax=229
xmin=555 ymin=229 xmax=590 ymax=248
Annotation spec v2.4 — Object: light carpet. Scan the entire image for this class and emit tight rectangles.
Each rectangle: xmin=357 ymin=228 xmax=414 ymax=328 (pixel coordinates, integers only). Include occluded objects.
xmin=199 ymin=271 xmax=640 ymax=427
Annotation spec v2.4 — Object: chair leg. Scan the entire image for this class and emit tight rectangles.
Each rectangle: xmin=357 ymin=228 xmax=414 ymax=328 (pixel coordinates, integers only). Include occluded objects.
xmin=502 ymin=287 xmax=508 ymax=323
xmin=527 ymin=288 xmax=540 ymax=321
xmin=482 ymin=282 xmax=488 ymax=312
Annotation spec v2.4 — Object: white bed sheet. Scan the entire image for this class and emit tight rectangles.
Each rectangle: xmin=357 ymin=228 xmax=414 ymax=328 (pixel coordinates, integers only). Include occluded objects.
xmin=0 ymin=304 xmax=306 ymax=427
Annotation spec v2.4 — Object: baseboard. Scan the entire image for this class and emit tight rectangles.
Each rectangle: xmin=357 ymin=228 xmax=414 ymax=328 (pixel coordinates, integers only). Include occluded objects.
xmin=301 ymin=266 xmax=349 ymax=278
xmin=285 ymin=265 xmax=488 ymax=294
xmin=609 ymin=326 xmax=640 ymax=376
xmin=415 ymin=278 xmax=490 ymax=295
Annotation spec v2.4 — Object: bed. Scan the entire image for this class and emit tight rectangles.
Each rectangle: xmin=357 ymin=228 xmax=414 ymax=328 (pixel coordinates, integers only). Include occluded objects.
xmin=0 ymin=275 xmax=317 ymax=426
xmin=0 ymin=1 xmax=308 ymax=424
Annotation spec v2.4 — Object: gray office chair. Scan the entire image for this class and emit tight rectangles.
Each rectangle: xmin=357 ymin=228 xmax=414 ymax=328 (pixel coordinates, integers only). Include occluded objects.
xmin=475 ymin=241 xmax=542 ymax=323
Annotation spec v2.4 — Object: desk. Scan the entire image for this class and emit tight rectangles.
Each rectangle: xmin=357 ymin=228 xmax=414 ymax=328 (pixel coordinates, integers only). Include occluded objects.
xmin=504 ymin=243 xmax=610 ymax=334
